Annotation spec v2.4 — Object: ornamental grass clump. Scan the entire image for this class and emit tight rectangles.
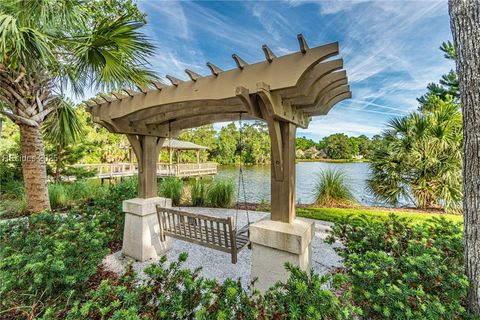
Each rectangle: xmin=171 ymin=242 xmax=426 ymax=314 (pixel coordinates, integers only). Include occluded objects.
xmin=159 ymin=177 xmax=183 ymax=206
xmin=313 ymin=169 xmax=356 ymax=206
xmin=207 ymin=178 xmax=235 ymax=208
xmin=48 ymin=183 xmax=67 ymax=208
xmin=190 ymin=180 xmax=207 ymax=207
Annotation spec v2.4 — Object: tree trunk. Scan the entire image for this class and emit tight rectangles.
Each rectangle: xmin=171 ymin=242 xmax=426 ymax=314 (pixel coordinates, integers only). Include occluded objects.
xmin=449 ymin=0 xmax=480 ymax=314
xmin=19 ymin=124 xmax=51 ymax=212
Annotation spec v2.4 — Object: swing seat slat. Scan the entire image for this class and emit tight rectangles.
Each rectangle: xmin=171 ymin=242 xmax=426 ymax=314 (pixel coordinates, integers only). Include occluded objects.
xmin=156 ymin=206 xmax=250 ymax=264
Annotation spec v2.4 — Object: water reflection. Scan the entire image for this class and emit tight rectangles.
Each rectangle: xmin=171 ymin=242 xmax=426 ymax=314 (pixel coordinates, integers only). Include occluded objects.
xmin=216 ymin=162 xmax=377 ymax=205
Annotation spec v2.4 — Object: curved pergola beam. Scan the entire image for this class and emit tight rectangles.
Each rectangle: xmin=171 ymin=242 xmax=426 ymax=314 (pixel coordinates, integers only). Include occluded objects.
xmin=297 ymin=79 xmax=349 ymax=110
xmin=277 ymin=59 xmax=343 ymax=99
xmin=285 ymin=71 xmax=347 ymax=106
xmin=300 ymin=84 xmax=350 ymax=112
xmin=311 ymin=91 xmax=352 ymax=116
xmin=119 ymin=97 xmax=242 ymax=123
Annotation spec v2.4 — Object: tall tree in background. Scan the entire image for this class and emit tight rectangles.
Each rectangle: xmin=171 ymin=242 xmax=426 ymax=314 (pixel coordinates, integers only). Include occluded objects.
xmin=417 ymin=41 xmax=460 ymax=110
xmin=449 ymin=0 xmax=480 ymax=314
xmin=0 ymin=0 xmax=154 ymax=212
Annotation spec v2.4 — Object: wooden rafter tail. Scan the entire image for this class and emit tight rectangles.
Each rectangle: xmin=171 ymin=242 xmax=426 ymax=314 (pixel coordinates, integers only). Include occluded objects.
xmin=136 ymin=84 xmax=149 ymax=94
xmin=232 ymin=54 xmax=248 ymax=70
xmin=82 ymin=100 xmax=97 ymax=108
xmin=151 ymin=80 xmax=167 ymax=90
xmin=287 ymin=74 xmax=348 ymax=107
xmin=123 ymin=89 xmax=139 ymax=97
xmin=111 ymin=91 xmax=128 ymax=99
xmin=185 ymin=69 xmax=201 ymax=81
xmin=262 ymin=45 xmax=276 ymax=63
xmin=166 ymin=75 xmax=182 ymax=86
xmin=100 ymin=93 xmax=116 ymax=102
xmin=297 ymin=34 xmax=309 ymax=54
xmin=206 ymin=62 xmax=223 ymax=76
xmin=93 ymin=97 xmax=107 ymax=104
xmin=318 ymin=84 xmax=351 ymax=106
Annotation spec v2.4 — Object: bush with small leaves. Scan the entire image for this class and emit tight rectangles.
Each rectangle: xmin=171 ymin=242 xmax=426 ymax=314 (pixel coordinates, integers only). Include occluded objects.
xmin=327 ymin=214 xmax=469 ymax=319
xmin=67 ymin=254 xmax=356 ymax=320
xmin=0 ymin=212 xmax=110 ymax=319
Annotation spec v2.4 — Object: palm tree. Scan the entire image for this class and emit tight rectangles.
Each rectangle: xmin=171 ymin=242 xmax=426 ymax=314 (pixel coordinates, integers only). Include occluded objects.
xmin=368 ymin=96 xmax=462 ymax=210
xmin=43 ymin=98 xmax=85 ymax=182
xmin=0 ymin=0 xmax=154 ymax=212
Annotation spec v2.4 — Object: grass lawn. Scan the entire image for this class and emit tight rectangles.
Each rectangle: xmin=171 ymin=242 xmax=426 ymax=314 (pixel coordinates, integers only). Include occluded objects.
xmin=296 ymin=206 xmax=463 ymax=224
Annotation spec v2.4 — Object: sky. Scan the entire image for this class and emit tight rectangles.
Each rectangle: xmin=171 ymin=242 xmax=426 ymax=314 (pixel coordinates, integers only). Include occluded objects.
xmin=135 ymin=0 xmax=454 ymax=140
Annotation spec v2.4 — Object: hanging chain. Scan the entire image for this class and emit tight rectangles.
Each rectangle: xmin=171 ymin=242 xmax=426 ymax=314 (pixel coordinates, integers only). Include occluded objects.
xmin=235 ymin=113 xmax=250 ymax=233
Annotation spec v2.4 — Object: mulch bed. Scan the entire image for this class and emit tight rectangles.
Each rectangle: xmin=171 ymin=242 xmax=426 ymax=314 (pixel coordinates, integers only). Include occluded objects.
xmin=108 ymin=239 xmax=123 ymax=253
xmin=86 ymin=264 xmax=120 ymax=291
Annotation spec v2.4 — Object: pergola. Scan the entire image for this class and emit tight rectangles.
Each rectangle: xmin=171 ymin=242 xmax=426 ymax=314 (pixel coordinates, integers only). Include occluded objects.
xmin=85 ymin=34 xmax=351 ymax=224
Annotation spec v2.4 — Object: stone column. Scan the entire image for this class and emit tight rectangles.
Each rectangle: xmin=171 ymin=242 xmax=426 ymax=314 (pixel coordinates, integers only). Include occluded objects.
xmin=251 ymin=90 xmax=313 ymax=291
xmin=122 ymin=197 xmax=172 ymax=261
xmin=250 ymin=219 xmax=314 ymax=292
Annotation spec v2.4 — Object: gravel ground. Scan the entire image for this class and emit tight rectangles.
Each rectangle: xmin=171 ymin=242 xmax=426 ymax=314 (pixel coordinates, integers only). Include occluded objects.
xmin=103 ymin=207 xmax=343 ymax=288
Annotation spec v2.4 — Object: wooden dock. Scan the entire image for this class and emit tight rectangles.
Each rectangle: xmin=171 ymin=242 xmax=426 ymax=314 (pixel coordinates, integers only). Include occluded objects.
xmin=68 ymin=162 xmax=217 ymax=179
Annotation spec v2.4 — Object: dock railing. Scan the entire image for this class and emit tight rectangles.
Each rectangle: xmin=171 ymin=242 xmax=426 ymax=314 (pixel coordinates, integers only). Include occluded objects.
xmin=68 ymin=162 xmax=217 ymax=179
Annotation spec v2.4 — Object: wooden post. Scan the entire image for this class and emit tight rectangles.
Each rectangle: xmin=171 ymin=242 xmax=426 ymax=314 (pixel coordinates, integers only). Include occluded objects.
xmin=127 ymin=134 xmax=165 ymax=198
xmin=256 ymin=85 xmax=297 ymax=223
xmin=196 ymin=150 xmax=200 ymax=172
xmin=269 ymin=121 xmax=296 ymax=223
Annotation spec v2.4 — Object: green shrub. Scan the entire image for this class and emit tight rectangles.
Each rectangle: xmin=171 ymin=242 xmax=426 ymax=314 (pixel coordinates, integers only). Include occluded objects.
xmin=67 ymin=253 xmax=354 ymax=320
xmin=0 ymin=197 xmax=27 ymax=219
xmin=159 ymin=177 xmax=183 ymax=206
xmin=65 ymin=180 xmax=92 ymax=202
xmin=1 ymin=180 xmax=25 ymax=199
xmin=0 ymin=212 xmax=110 ymax=319
xmin=76 ymin=177 xmax=137 ymax=243
xmin=313 ymin=169 xmax=355 ymax=206
xmin=207 ymin=178 xmax=235 ymax=208
xmin=48 ymin=183 xmax=67 ymax=208
xmin=190 ymin=180 xmax=207 ymax=206
xmin=327 ymin=214 xmax=469 ymax=319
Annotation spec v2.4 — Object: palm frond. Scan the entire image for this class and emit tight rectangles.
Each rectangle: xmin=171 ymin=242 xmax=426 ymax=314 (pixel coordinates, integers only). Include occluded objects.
xmin=43 ymin=97 xmax=85 ymax=147
xmin=68 ymin=15 xmax=156 ymax=95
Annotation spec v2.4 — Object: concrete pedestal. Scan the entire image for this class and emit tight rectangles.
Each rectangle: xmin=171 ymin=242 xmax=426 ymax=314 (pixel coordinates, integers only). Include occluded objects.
xmin=122 ymin=197 xmax=172 ymax=261
xmin=250 ymin=219 xmax=314 ymax=292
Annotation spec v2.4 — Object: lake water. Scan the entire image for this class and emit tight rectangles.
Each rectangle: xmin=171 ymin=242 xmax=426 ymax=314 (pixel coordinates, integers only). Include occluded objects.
xmin=216 ymin=162 xmax=378 ymax=205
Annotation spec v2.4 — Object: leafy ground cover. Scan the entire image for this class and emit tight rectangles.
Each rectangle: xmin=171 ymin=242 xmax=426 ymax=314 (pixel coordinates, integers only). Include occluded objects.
xmin=0 ymin=179 xmax=473 ymax=319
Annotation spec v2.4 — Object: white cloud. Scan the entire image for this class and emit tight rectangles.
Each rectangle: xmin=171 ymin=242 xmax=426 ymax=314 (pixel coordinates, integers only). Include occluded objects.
xmin=141 ymin=1 xmax=190 ymax=40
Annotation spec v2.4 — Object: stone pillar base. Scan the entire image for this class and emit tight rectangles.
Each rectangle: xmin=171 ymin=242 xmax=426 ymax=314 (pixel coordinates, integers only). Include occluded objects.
xmin=250 ymin=219 xmax=314 ymax=292
xmin=122 ymin=197 xmax=172 ymax=261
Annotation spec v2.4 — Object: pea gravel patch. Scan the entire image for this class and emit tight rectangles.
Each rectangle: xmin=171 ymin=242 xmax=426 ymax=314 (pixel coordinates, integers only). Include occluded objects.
xmin=102 ymin=207 xmax=343 ymax=289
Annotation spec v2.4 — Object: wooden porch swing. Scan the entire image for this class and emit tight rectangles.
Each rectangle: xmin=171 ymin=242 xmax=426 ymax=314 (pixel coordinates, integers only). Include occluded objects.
xmin=156 ymin=207 xmax=250 ymax=264
xmin=156 ymin=114 xmax=252 ymax=264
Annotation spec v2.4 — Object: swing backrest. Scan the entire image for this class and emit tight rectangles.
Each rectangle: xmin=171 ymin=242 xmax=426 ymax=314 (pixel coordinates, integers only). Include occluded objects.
xmin=157 ymin=206 xmax=237 ymax=253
